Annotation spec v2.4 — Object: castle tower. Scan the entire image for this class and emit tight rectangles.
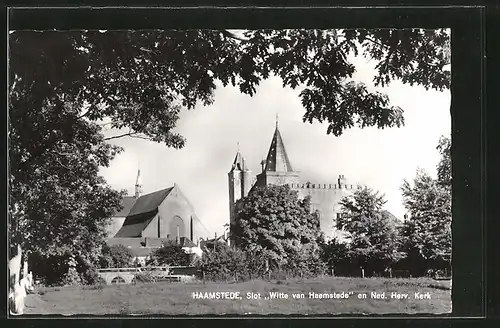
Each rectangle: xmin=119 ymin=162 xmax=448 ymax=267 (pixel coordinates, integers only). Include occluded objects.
xmin=338 ymin=174 xmax=346 ymax=189
xmin=135 ymin=167 xmax=143 ymax=198
xmin=255 ymin=116 xmax=300 ymax=187
xmin=228 ymin=144 xmax=252 ymax=245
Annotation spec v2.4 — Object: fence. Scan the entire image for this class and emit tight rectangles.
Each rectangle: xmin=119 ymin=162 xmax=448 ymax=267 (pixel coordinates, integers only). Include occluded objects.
xmin=97 ymin=266 xmax=198 ymax=285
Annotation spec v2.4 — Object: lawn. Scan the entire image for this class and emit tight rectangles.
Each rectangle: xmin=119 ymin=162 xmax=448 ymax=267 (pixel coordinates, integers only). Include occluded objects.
xmin=24 ymin=277 xmax=451 ymax=316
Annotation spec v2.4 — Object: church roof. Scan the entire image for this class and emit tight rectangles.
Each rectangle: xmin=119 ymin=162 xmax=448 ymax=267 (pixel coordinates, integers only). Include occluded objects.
xmin=127 ymin=187 xmax=174 ymax=217
xmin=114 ymin=187 xmax=174 ymax=238
xmin=113 ymin=196 xmax=137 ymax=217
xmin=114 ymin=212 xmax=157 ymax=238
xmin=381 ymin=210 xmax=402 ymax=226
xmin=264 ymin=126 xmax=294 ymax=172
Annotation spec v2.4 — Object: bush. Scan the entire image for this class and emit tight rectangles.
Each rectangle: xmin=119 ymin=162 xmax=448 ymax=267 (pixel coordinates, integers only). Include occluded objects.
xmin=100 ymin=244 xmax=134 ymax=268
xmin=61 ymin=256 xmax=82 ymax=286
xmin=244 ymin=249 xmax=272 ymax=280
xmin=197 ymin=244 xmax=327 ymax=282
xmin=134 ymin=271 xmax=156 ymax=283
xmin=284 ymin=243 xmax=327 ymax=278
xmin=82 ymin=266 xmax=106 ymax=286
xmin=147 ymin=244 xmax=191 ymax=267
xmin=198 ymin=244 xmax=249 ymax=282
xmin=320 ymin=238 xmax=357 ymax=276
xmin=29 ymin=250 xmax=106 ymax=286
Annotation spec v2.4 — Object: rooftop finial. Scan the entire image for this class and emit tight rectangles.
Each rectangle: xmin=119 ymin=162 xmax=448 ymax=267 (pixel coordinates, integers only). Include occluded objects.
xmin=276 ymin=113 xmax=279 ymax=128
xmin=237 ymin=142 xmax=240 ymax=152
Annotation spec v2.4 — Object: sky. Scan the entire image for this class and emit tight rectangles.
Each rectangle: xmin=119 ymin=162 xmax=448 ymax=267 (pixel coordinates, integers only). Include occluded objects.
xmin=99 ymin=42 xmax=451 ymax=238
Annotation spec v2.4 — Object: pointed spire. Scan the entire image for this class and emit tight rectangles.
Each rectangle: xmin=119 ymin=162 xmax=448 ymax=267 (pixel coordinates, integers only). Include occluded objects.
xmin=230 ymin=143 xmax=245 ymax=172
xmin=135 ymin=163 xmax=143 ymax=198
xmin=264 ymin=122 xmax=294 ymax=172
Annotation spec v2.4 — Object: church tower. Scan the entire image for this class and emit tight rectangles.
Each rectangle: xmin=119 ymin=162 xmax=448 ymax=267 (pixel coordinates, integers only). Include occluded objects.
xmin=228 ymin=144 xmax=252 ymax=245
xmin=255 ymin=116 xmax=300 ymax=187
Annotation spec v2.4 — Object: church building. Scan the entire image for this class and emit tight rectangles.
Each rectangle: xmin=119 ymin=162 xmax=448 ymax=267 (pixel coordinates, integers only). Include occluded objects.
xmin=105 ymin=169 xmax=211 ymax=263
xmin=228 ymin=118 xmax=364 ymax=244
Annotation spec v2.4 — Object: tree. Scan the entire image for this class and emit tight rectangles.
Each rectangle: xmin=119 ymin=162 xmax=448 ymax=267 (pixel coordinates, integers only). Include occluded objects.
xmin=147 ymin=243 xmax=191 ymax=267
xmin=9 ymin=29 xmax=450 ymax=282
xmin=198 ymin=244 xmax=249 ymax=282
xmin=232 ymin=184 xmax=321 ymax=267
xmin=436 ymin=135 xmax=452 ymax=188
xmin=99 ymin=244 xmax=134 ymax=268
xmin=282 ymin=242 xmax=327 ymax=278
xmin=338 ymin=187 xmax=402 ymax=276
xmin=319 ymin=237 xmax=354 ymax=276
xmin=399 ymin=168 xmax=452 ymax=276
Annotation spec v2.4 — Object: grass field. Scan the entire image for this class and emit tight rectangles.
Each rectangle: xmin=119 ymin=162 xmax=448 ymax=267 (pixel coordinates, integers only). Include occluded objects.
xmin=23 ymin=277 xmax=451 ymax=316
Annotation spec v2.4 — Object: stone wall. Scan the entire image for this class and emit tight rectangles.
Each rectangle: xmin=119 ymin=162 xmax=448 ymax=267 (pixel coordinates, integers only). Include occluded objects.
xmin=289 ymin=183 xmax=362 ymax=239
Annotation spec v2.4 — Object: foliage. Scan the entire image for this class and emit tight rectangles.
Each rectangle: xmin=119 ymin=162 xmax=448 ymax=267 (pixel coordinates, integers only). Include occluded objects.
xmin=198 ymin=244 xmax=249 ymax=282
xmin=319 ymin=237 xmax=355 ymax=276
xmin=243 ymin=248 xmax=274 ymax=280
xmin=232 ymin=184 xmax=321 ymax=267
xmin=99 ymin=244 xmax=134 ymax=268
xmin=30 ymin=250 xmax=103 ymax=286
xmin=436 ymin=136 xmax=452 ymax=188
xmin=399 ymin=168 xmax=452 ymax=275
xmin=61 ymin=255 xmax=82 ymax=286
xmin=83 ymin=267 xmax=107 ymax=286
xmin=283 ymin=242 xmax=327 ymax=278
xmin=198 ymin=236 xmax=326 ymax=282
xmin=147 ymin=244 xmax=191 ymax=267
xmin=99 ymin=252 xmax=114 ymax=269
xmin=202 ymin=239 xmax=230 ymax=253
xmin=134 ymin=271 xmax=156 ymax=283
xmin=338 ymin=187 xmax=402 ymax=276
xmin=9 ymin=29 xmax=450 ymax=282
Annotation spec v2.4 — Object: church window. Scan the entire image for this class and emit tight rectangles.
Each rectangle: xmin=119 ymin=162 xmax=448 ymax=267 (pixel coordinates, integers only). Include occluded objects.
xmin=169 ymin=216 xmax=185 ymax=240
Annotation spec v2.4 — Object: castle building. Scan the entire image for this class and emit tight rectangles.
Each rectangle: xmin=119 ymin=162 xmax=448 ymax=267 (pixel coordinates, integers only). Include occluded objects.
xmin=228 ymin=118 xmax=363 ymax=244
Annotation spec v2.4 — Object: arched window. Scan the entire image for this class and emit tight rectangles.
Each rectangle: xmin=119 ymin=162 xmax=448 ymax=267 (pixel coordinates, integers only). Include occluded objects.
xmin=169 ymin=216 xmax=185 ymax=240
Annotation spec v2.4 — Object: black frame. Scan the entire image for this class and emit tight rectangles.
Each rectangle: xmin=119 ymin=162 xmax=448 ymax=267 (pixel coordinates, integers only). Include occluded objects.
xmin=4 ymin=4 xmax=493 ymax=327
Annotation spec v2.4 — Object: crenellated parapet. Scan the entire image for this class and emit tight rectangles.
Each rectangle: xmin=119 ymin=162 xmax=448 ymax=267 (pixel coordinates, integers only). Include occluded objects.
xmin=287 ymin=183 xmax=363 ymax=190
